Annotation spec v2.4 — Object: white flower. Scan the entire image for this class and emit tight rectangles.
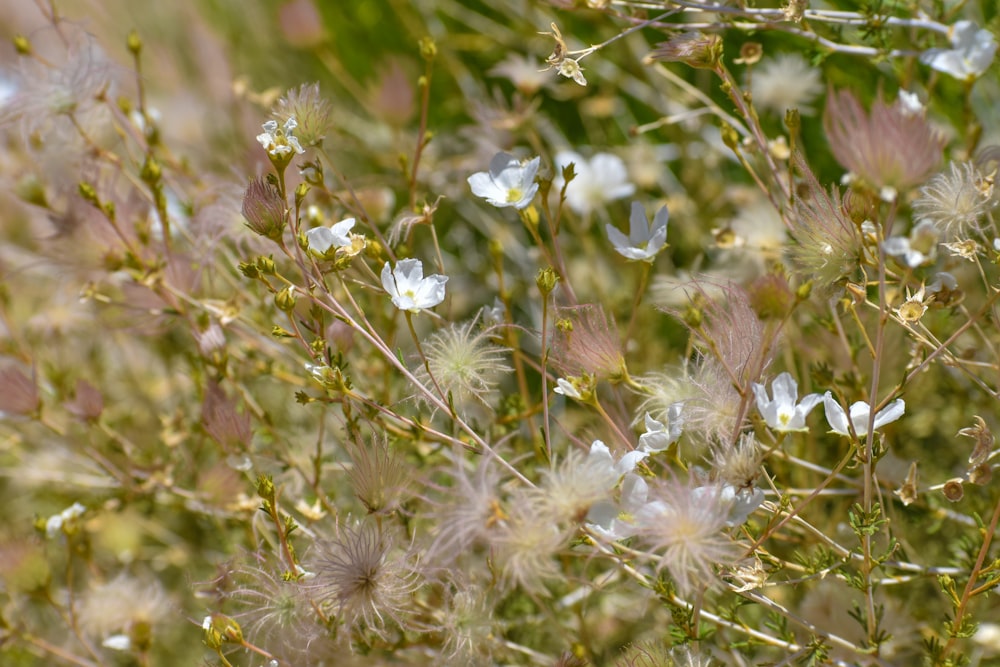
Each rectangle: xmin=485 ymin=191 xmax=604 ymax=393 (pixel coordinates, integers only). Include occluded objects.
xmin=823 ymin=392 xmax=905 ymax=437
xmin=587 ymin=473 xmax=649 ymax=540
xmin=256 ymin=117 xmax=305 ymax=158
xmin=557 ymin=58 xmax=587 ymax=86
xmin=638 ymin=407 xmax=684 ymax=452
xmin=467 ymin=152 xmax=540 ymax=210
xmin=586 ymin=441 xmax=650 ymax=540
xmin=553 ymin=378 xmax=583 ymax=400
xmin=750 ymin=53 xmax=824 ymax=115
xmin=306 ymin=217 xmax=359 ymax=255
xmin=44 ymin=501 xmax=86 ymax=538
xmin=883 ymin=219 xmax=939 ymax=268
xmin=380 ymin=259 xmax=448 ymax=313
xmin=102 ymin=634 xmax=131 ymax=651
xmin=587 ymin=439 xmax=647 ymax=478
xmin=554 ymin=150 xmax=635 ymax=216
xmin=606 ymin=202 xmax=669 ymax=262
xmin=752 ymin=372 xmax=822 ymax=432
xmin=921 ymin=21 xmax=997 ymax=81
xmin=897 ymin=90 xmax=924 ymax=117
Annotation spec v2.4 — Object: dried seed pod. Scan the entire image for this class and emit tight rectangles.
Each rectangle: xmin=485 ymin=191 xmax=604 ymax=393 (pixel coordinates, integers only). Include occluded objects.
xmin=894 ymin=461 xmax=918 ymax=506
xmin=942 ymin=478 xmax=965 ymax=502
xmin=969 ymin=463 xmax=993 ymax=486
xmin=959 ymin=415 xmax=994 ymax=466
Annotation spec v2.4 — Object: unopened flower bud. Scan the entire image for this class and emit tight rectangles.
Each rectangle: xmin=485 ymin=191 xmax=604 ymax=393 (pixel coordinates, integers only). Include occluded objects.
xmin=13 ymin=35 xmax=31 ymax=55
xmin=275 ymin=285 xmax=297 ymax=312
xmin=536 ymin=267 xmax=559 ymax=295
xmin=126 ymin=30 xmax=142 ymax=56
xmin=645 ymin=33 xmax=723 ymax=70
xmin=419 ymin=36 xmax=437 ymax=60
xmin=242 ymin=178 xmax=287 ymax=240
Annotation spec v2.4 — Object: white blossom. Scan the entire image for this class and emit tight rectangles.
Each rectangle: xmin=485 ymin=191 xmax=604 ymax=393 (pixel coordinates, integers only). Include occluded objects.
xmin=921 ymin=21 xmax=997 ymax=81
xmin=752 ymin=372 xmax=822 ymax=432
xmin=45 ymin=502 xmax=86 ymax=538
xmin=467 ymin=152 xmax=540 ymax=210
xmin=305 ymin=217 xmax=358 ymax=254
xmin=256 ymin=117 xmax=304 ymax=158
xmin=553 ymin=378 xmax=583 ymax=400
xmin=606 ymin=202 xmax=669 ymax=262
xmin=823 ymin=392 xmax=905 ymax=437
xmin=883 ymin=219 xmax=939 ymax=268
xmin=638 ymin=407 xmax=684 ymax=452
xmin=554 ymin=150 xmax=635 ymax=216
xmin=381 ymin=259 xmax=448 ymax=313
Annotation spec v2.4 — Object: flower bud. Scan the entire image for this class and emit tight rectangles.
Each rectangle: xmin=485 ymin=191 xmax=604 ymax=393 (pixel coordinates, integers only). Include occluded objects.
xmin=126 ymin=30 xmax=142 ymax=56
xmin=275 ymin=285 xmax=297 ymax=312
xmin=536 ymin=267 xmax=559 ymax=295
xmin=645 ymin=33 xmax=723 ymax=70
xmin=242 ymin=178 xmax=287 ymax=240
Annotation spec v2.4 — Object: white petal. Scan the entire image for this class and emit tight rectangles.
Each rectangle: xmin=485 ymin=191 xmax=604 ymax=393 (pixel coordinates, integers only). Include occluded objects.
xmin=823 ymin=392 xmax=850 ymax=435
xmin=872 ymin=399 xmax=905 ymax=430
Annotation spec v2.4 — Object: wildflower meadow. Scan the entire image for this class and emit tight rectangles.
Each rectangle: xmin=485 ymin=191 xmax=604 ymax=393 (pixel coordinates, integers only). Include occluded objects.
xmin=2 ymin=0 xmax=1000 ymax=665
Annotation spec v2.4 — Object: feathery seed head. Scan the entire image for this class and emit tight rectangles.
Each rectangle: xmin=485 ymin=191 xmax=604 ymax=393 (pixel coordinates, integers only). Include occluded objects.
xmin=416 ymin=319 xmax=511 ymax=413
xmin=824 ymin=89 xmax=944 ymax=196
xmin=913 ymin=161 xmax=996 ymax=239
xmin=309 ymin=523 xmax=420 ymax=638
xmin=271 ymin=83 xmax=333 ymax=148
xmin=634 ymin=476 xmax=742 ymax=595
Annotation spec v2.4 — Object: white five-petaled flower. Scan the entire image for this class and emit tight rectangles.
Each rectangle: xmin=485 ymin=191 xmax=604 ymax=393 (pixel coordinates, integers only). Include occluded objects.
xmin=883 ymin=219 xmax=939 ymax=268
xmin=823 ymin=392 xmax=905 ymax=437
xmin=467 ymin=152 xmax=540 ymax=210
xmin=921 ymin=21 xmax=997 ymax=81
xmin=256 ymin=117 xmax=305 ymax=158
xmin=638 ymin=407 xmax=684 ymax=452
xmin=306 ymin=217 xmax=359 ymax=255
xmin=606 ymin=202 xmax=670 ymax=262
xmin=381 ymin=259 xmax=448 ymax=313
xmin=752 ymin=372 xmax=822 ymax=432
xmin=586 ymin=440 xmax=649 ymax=540
xmin=554 ymin=150 xmax=635 ymax=216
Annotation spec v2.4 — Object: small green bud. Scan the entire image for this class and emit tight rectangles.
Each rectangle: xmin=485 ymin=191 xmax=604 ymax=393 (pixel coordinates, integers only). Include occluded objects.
xmin=519 ymin=204 xmax=539 ymax=228
xmin=78 ymin=182 xmax=100 ymax=205
xmin=294 ymin=181 xmax=310 ymax=208
xmin=795 ymin=281 xmax=813 ymax=301
xmin=257 ymin=256 xmax=277 ymax=275
xmin=488 ymin=239 xmax=504 ymax=260
xmin=683 ymin=306 xmax=702 ymax=328
xmin=536 ymin=267 xmax=559 ymax=295
xmin=238 ymin=261 xmax=261 ymax=280
xmin=140 ymin=156 xmax=161 ymax=185
xmin=275 ymin=285 xmax=297 ymax=312
xmin=419 ymin=36 xmax=437 ymax=60
xmin=255 ymin=474 xmax=276 ymax=504
xmin=272 ymin=326 xmax=294 ymax=337
xmin=13 ymin=35 xmax=31 ymax=55
xmin=126 ymin=30 xmax=142 ymax=56
xmin=785 ymin=108 xmax=801 ymax=133
xmin=720 ymin=122 xmax=740 ymax=151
